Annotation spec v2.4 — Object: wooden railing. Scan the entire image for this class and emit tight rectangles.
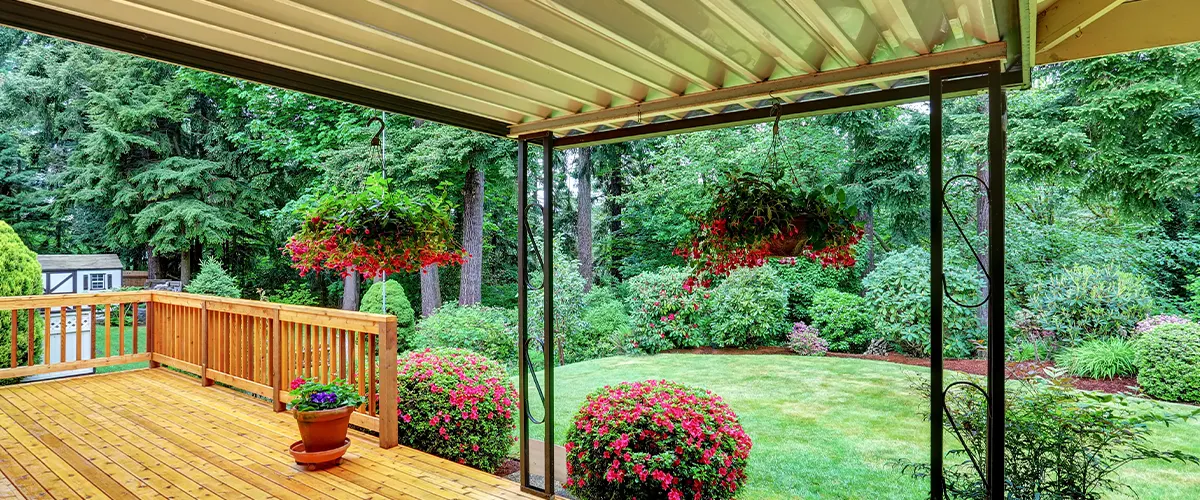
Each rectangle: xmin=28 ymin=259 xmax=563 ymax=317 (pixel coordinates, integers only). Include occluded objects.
xmin=0 ymin=291 xmax=398 ymax=448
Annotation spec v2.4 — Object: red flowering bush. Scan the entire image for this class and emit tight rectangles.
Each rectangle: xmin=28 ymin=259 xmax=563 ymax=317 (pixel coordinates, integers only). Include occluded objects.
xmin=394 ymin=348 xmax=516 ymax=472
xmin=285 ymin=174 xmax=466 ymax=278
xmin=565 ymin=380 xmax=752 ymax=500
xmin=626 ymin=267 xmax=711 ymax=354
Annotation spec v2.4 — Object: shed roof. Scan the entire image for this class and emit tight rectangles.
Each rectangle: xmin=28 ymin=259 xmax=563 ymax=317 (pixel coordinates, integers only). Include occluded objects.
xmin=36 ymin=254 xmax=122 ymax=272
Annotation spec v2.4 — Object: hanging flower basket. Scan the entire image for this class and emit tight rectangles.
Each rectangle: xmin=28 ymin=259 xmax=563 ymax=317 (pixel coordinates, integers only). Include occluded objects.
xmin=676 ymin=170 xmax=862 ymax=279
xmin=285 ymin=174 xmax=466 ymax=279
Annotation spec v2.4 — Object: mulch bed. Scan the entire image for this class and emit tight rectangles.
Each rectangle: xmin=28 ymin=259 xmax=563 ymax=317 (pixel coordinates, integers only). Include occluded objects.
xmin=668 ymin=347 xmax=1143 ymax=396
xmin=493 ymin=459 xmax=520 ymax=478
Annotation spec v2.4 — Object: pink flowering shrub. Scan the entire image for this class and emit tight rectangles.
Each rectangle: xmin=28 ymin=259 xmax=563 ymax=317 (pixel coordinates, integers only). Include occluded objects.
xmin=565 ymin=380 xmax=752 ymax=500
xmin=1135 ymin=314 xmax=1193 ymax=334
xmin=786 ymin=322 xmax=828 ymax=356
xmin=395 ymin=348 xmax=516 ymax=472
xmin=626 ymin=267 xmax=712 ymax=354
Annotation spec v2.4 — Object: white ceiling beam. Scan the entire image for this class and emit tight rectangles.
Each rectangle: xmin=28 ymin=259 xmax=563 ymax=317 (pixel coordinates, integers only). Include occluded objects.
xmin=363 ymin=0 xmax=618 ymax=109
xmin=96 ymin=0 xmax=519 ymax=123
xmin=868 ymin=0 xmax=949 ymax=54
xmin=203 ymin=0 xmax=570 ymax=116
xmin=446 ymin=0 xmax=678 ymax=98
xmin=529 ymin=0 xmax=719 ymax=91
xmin=1036 ymin=0 xmax=1200 ymax=65
xmin=949 ymin=0 xmax=1001 ymax=42
xmin=697 ymin=0 xmax=819 ymax=74
xmin=1035 ymin=0 xmax=1124 ymax=54
xmin=781 ymin=0 xmax=874 ymax=66
xmin=621 ymin=0 xmax=763 ymax=83
xmin=510 ymin=42 xmax=1007 ymax=136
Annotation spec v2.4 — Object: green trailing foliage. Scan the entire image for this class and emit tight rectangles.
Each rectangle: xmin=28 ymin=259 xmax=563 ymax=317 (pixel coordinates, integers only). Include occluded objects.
xmin=1055 ymin=337 xmax=1138 ymax=380
xmin=0 ymin=221 xmax=44 ymax=377
xmin=1133 ymin=323 xmax=1200 ymax=403
xmin=809 ymin=288 xmax=875 ymax=353
xmin=359 ymin=280 xmax=416 ymax=350
xmin=185 ymin=256 xmax=241 ymax=298
xmin=412 ymin=303 xmax=516 ymax=368
xmin=704 ymin=265 xmax=790 ymax=348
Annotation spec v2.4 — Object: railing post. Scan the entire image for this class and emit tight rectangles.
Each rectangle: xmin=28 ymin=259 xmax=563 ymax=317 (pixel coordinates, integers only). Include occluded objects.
xmin=271 ymin=308 xmax=284 ymax=412
xmin=377 ymin=316 xmax=398 ymax=449
xmin=147 ymin=296 xmax=159 ymax=368
xmin=200 ymin=301 xmax=212 ymax=386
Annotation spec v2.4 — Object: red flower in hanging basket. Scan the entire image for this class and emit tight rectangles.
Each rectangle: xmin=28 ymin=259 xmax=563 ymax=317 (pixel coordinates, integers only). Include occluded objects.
xmin=675 ymin=171 xmax=862 ymax=280
xmin=284 ymin=174 xmax=466 ymax=278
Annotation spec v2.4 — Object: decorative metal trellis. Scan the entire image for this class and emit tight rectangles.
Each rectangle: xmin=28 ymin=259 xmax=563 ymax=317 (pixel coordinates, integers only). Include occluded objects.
xmin=930 ymin=61 xmax=1007 ymax=500
xmin=516 ymin=135 xmax=556 ymax=498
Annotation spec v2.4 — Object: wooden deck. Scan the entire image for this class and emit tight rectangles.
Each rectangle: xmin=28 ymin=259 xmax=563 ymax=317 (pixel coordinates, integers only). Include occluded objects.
xmin=0 ymin=369 xmax=542 ymax=499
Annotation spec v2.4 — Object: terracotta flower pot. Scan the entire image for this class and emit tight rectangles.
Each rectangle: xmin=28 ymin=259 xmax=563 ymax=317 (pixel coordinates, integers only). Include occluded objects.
xmin=294 ymin=406 xmax=355 ymax=453
xmin=765 ymin=217 xmax=808 ymax=257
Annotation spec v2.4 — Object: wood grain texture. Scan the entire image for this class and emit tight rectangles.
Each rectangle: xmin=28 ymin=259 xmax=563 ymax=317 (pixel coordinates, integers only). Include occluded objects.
xmin=0 ymin=369 xmax=549 ymax=499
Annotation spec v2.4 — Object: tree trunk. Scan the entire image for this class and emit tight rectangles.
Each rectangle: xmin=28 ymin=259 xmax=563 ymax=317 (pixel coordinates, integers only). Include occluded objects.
xmin=860 ymin=205 xmax=877 ymax=276
xmin=341 ymin=271 xmax=360 ymax=311
xmin=976 ymin=96 xmax=991 ymax=339
xmin=606 ymin=157 xmax=624 ymax=281
xmin=576 ymin=148 xmax=594 ymax=292
xmin=147 ymin=245 xmax=161 ymax=280
xmin=421 ymin=264 xmax=442 ymax=317
xmin=179 ymin=247 xmax=193 ymax=288
xmin=459 ymin=166 xmax=484 ymax=305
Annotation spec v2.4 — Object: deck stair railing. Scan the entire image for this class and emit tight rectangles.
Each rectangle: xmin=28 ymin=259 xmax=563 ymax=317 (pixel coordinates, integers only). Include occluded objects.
xmin=0 ymin=291 xmax=399 ymax=448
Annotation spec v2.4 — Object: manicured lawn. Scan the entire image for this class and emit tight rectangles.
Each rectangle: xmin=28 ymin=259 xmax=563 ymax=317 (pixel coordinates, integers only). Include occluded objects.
xmin=93 ymin=324 xmax=148 ymax=374
xmin=525 ymin=354 xmax=1200 ymax=499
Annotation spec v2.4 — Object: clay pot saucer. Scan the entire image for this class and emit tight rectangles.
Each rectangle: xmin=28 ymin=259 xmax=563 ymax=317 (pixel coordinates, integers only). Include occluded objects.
xmin=290 ymin=438 xmax=350 ymax=470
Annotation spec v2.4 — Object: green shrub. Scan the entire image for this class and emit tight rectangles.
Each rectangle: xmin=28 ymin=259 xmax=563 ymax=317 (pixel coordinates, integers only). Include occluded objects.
xmin=1133 ymin=323 xmax=1200 ymax=403
xmin=771 ymin=258 xmax=858 ymax=322
xmin=809 ymin=288 xmax=875 ymax=352
xmin=528 ymin=253 xmax=588 ymax=364
xmin=1056 ymin=337 xmax=1137 ymax=379
xmin=0 ymin=221 xmax=43 ymax=373
xmin=1186 ymin=274 xmax=1200 ymax=320
xmin=265 ymin=282 xmax=319 ymax=306
xmin=413 ymin=303 xmax=516 ymax=366
xmin=705 ymin=265 xmax=789 ymax=348
xmin=360 ymin=280 xmax=416 ymax=350
xmin=910 ymin=371 xmax=1200 ymax=499
xmin=580 ymin=287 xmax=631 ymax=360
xmin=864 ymin=248 xmax=980 ymax=358
xmin=1028 ymin=265 xmax=1153 ymax=343
xmin=185 ymin=256 xmax=241 ymax=298
xmin=626 ymin=266 xmax=710 ymax=353
xmin=395 ymin=348 xmax=516 ymax=472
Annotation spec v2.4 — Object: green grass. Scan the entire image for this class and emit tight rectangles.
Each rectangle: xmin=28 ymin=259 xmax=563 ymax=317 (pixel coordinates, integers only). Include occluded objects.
xmin=523 ymin=354 xmax=1200 ymax=500
xmin=93 ymin=324 xmax=148 ymax=374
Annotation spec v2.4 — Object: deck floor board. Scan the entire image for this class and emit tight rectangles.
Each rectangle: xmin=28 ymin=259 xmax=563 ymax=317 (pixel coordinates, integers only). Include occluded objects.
xmin=0 ymin=369 xmax=545 ymax=500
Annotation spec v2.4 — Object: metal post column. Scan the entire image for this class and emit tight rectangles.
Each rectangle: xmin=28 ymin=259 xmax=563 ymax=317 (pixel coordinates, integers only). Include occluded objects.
xmin=516 ymin=137 xmax=531 ymax=492
xmin=541 ymin=134 xmax=556 ymax=496
xmin=929 ymin=61 xmax=1007 ymax=500
xmin=929 ymin=69 xmax=945 ymax=499
xmin=517 ymin=134 xmax=556 ymax=498
xmin=986 ymin=62 xmax=1007 ymax=500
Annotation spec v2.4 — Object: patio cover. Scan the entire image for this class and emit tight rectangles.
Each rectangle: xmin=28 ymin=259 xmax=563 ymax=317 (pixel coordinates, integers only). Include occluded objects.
xmin=2 ymin=0 xmax=1195 ymax=147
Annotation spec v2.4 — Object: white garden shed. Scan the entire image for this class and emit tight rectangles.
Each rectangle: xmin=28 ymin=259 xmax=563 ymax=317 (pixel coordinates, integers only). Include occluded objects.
xmin=36 ymin=253 xmax=122 ymax=294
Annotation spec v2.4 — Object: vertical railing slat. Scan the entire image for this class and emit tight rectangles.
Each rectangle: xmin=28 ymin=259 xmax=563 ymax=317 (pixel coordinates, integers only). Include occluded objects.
xmin=9 ymin=310 xmax=16 ymax=368
xmin=74 ymin=305 xmax=82 ymax=362
xmin=26 ymin=309 xmax=34 ymax=366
